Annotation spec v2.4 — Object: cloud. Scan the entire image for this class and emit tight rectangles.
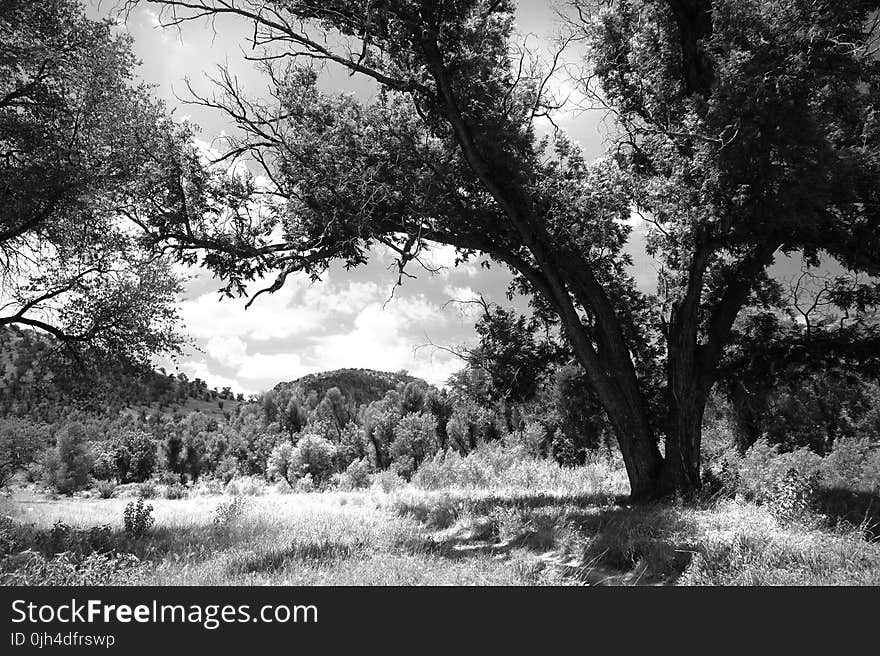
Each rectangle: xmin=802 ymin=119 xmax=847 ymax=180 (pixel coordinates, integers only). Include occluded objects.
xmin=307 ymin=294 xmax=454 ymax=385
xmin=236 ymin=352 xmax=315 ymax=383
xmin=178 ymin=360 xmax=248 ymax=395
xmin=204 ymin=335 xmax=248 ymax=368
xmin=178 ymin=278 xmax=320 ymax=341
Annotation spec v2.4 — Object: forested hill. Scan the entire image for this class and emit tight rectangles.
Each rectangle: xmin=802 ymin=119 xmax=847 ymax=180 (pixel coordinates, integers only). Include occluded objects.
xmin=275 ymin=369 xmax=425 ymax=407
xmin=0 ymin=326 xmax=242 ymax=422
xmin=0 ymin=328 xmax=427 ymax=423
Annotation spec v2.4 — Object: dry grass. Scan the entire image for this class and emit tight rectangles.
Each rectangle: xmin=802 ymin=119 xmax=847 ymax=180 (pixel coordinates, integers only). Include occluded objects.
xmin=2 ymin=458 xmax=878 ymax=585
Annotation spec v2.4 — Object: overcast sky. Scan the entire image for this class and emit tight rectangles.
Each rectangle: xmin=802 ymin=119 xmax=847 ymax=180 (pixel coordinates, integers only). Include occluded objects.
xmin=91 ymin=1 xmax=806 ymax=395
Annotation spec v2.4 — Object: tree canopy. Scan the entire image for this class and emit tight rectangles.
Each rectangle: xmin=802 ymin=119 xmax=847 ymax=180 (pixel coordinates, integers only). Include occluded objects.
xmin=0 ymin=0 xmax=201 ymax=364
xmin=131 ymin=0 xmax=880 ymax=500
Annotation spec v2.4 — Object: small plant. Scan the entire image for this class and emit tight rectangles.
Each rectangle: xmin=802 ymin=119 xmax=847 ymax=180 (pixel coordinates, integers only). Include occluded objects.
xmin=767 ymin=468 xmax=819 ymax=524
xmin=123 ymin=498 xmax=155 ymax=538
xmin=164 ymin=482 xmax=187 ymax=500
xmin=95 ymin=481 xmax=117 ymax=499
xmin=371 ymin=470 xmax=404 ymax=494
xmin=138 ymin=480 xmax=157 ymax=499
xmin=212 ymin=496 xmax=249 ymax=533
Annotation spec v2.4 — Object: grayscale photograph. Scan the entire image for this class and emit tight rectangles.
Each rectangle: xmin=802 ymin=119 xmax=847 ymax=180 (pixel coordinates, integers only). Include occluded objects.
xmin=1 ymin=0 xmax=879 ymax=591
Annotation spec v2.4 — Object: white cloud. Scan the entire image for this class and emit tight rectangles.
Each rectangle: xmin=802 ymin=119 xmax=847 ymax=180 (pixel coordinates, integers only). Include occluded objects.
xmin=178 ymin=279 xmax=320 ymax=341
xmin=204 ymin=335 xmax=248 ymax=368
xmin=236 ymin=352 xmax=315 ymax=382
xmin=178 ymin=360 xmax=248 ymax=395
xmin=308 ymin=295 xmax=451 ymax=384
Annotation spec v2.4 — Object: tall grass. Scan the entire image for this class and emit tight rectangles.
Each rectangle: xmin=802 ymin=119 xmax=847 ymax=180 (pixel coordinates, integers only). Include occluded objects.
xmin=2 ymin=437 xmax=878 ymax=585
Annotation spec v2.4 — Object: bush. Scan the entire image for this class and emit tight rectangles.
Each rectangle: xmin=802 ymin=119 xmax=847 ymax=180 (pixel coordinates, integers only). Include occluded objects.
xmin=95 ymin=481 xmax=117 ymax=499
xmin=123 ymin=498 xmax=155 ymax=538
xmin=735 ymin=439 xmax=822 ymax=502
xmin=820 ymin=437 xmax=880 ymax=492
xmin=40 ymin=424 xmax=95 ymax=495
xmin=370 ymin=470 xmax=404 ymax=494
xmin=766 ymin=468 xmax=820 ymax=524
xmin=164 ymin=482 xmax=187 ymax=500
xmin=138 ymin=480 xmax=157 ymax=499
xmin=224 ymin=475 xmax=266 ymax=496
xmin=212 ymin=496 xmax=249 ymax=532
xmin=39 ymin=521 xmax=113 ymax=558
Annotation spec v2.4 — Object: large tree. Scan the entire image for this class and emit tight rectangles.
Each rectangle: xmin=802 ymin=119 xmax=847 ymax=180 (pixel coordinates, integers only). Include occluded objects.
xmin=133 ymin=0 xmax=880 ymax=500
xmin=0 ymin=0 xmax=200 ymax=364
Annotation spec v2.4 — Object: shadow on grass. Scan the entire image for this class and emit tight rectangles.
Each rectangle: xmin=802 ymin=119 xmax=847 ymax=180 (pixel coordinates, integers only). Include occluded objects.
xmin=392 ymin=493 xmax=698 ymax=585
xmin=225 ymin=539 xmax=369 ymax=576
xmin=814 ymin=487 xmax=880 ymax=536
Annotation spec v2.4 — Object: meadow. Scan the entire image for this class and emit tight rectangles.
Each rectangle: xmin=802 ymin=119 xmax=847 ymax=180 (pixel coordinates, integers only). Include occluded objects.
xmin=2 ymin=444 xmax=878 ymax=586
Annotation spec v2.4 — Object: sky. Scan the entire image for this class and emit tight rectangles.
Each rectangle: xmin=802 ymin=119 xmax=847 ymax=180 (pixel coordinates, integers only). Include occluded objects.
xmin=88 ymin=1 xmax=810 ymax=396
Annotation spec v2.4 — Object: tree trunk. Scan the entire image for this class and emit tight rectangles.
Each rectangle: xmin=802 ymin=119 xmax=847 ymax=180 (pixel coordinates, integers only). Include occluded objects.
xmin=659 ymin=392 xmax=705 ymax=496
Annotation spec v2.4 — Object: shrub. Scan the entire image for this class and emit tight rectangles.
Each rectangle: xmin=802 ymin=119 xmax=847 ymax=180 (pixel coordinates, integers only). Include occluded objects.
xmin=735 ymin=439 xmax=822 ymax=502
xmin=766 ymin=468 xmax=820 ymax=524
xmin=371 ymin=470 xmax=404 ymax=493
xmin=138 ymin=480 xmax=157 ymax=499
xmin=224 ymin=475 xmax=266 ymax=496
xmin=295 ymin=472 xmax=315 ymax=493
xmin=820 ymin=437 xmax=880 ymax=492
xmin=212 ymin=496 xmax=249 ymax=532
xmin=123 ymin=498 xmax=155 ymax=538
xmin=95 ymin=481 xmax=117 ymax=499
xmin=164 ymin=482 xmax=187 ymax=500
xmin=40 ymin=423 xmax=95 ymax=495
xmin=190 ymin=477 xmax=226 ymax=496
xmin=0 ymin=550 xmax=147 ymax=586
xmin=39 ymin=521 xmax=113 ymax=558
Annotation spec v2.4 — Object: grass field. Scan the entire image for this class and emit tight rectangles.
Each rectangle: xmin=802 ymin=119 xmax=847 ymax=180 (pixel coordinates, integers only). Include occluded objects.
xmin=3 ymin=474 xmax=879 ymax=585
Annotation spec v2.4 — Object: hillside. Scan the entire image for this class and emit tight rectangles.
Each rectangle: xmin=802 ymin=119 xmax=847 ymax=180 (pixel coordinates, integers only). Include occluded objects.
xmin=275 ymin=368 xmax=428 ymax=407
xmin=0 ymin=326 xmax=240 ymax=421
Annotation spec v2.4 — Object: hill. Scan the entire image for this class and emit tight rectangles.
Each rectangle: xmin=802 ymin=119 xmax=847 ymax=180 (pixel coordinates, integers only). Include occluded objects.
xmin=276 ymin=368 xmax=428 ymax=407
xmin=0 ymin=326 xmax=240 ymax=422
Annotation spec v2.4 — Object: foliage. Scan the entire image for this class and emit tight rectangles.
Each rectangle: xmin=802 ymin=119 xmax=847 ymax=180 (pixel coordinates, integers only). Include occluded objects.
xmin=40 ymin=423 xmax=95 ymax=495
xmin=123 ymin=498 xmax=155 ymax=538
xmin=390 ymin=413 xmax=437 ymax=479
xmin=0 ymin=418 xmax=49 ymax=488
xmin=212 ymin=496 xmax=249 ymax=532
xmin=95 ymin=480 xmax=117 ymax=499
xmin=106 ymin=429 xmax=157 ymax=483
xmin=0 ymin=0 xmax=190 ymax=363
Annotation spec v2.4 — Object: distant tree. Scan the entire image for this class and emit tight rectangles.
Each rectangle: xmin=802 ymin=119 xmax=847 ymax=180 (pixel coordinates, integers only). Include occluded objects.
xmin=0 ymin=419 xmax=50 ymax=489
xmin=314 ymin=387 xmax=350 ymax=438
xmin=400 ymin=382 xmax=427 ymax=414
xmin=107 ymin=429 xmax=157 ymax=483
xmin=269 ymin=434 xmax=336 ymax=486
xmin=363 ymin=392 xmax=403 ymax=469
xmin=390 ymin=413 xmax=438 ymax=479
xmin=41 ymin=422 xmax=94 ymax=495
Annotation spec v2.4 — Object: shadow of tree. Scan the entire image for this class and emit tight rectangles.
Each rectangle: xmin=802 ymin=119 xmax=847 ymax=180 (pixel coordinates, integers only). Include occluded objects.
xmin=394 ymin=494 xmax=698 ymax=585
xmin=814 ymin=487 xmax=880 ymax=536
